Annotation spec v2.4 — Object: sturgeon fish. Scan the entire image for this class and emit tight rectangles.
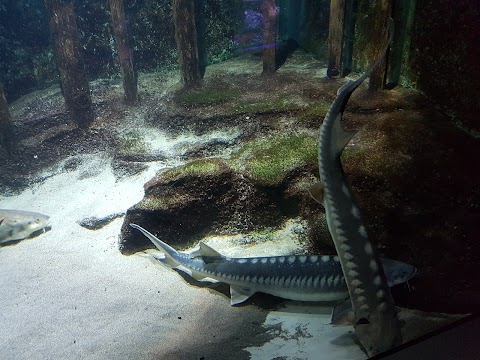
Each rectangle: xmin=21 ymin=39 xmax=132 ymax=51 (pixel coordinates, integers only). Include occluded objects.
xmin=0 ymin=209 xmax=50 ymax=244
xmin=313 ymin=19 xmax=399 ymax=356
xmin=130 ymin=224 xmax=415 ymax=306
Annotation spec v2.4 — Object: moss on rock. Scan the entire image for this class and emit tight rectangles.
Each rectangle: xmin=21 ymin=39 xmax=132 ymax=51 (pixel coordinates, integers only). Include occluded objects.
xmin=230 ymin=133 xmax=317 ymax=185
xmin=135 ymin=194 xmax=191 ymax=211
xmin=153 ymin=133 xmax=318 ymax=188
xmin=160 ymin=158 xmax=225 ymax=182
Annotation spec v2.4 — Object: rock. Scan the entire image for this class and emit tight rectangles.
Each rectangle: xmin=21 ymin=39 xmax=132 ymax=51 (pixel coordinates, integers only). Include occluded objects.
xmin=180 ymin=138 xmax=236 ymax=160
xmin=78 ymin=213 xmax=125 ymax=230
xmin=118 ymin=154 xmax=324 ymax=254
xmin=113 ymin=152 xmax=166 ymax=163
xmin=111 ymin=159 xmax=149 ymax=180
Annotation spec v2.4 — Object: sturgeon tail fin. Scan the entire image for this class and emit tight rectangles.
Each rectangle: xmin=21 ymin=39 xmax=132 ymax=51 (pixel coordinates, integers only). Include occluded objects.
xmin=130 ymin=224 xmax=180 ymax=268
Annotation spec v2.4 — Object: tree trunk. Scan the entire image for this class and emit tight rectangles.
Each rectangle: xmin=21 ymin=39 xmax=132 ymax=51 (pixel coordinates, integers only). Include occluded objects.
xmin=194 ymin=0 xmax=207 ymax=78
xmin=45 ymin=0 xmax=94 ymax=129
xmin=387 ymin=0 xmax=415 ymax=87
xmin=173 ymin=0 xmax=201 ymax=86
xmin=367 ymin=0 xmax=392 ymax=92
xmin=0 ymin=81 xmax=14 ymax=155
xmin=341 ymin=0 xmax=358 ymax=76
xmin=109 ymin=0 xmax=138 ymax=105
xmin=261 ymin=0 xmax=277 ymax=75
xmin=327 ymin=0 xmax=346 ymax=78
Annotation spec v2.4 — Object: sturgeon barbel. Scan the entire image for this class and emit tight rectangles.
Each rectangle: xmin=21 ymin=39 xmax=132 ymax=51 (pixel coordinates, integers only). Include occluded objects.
xmin=314 ymin=18 xmax=400 ymax=356
xmin=130 ymin=224 xmax=415 ymax=306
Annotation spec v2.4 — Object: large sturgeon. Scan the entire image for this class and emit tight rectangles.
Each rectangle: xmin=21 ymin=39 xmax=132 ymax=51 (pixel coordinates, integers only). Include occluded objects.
xmin=313 ymin=19 xmax=400 ymax=356
xmin=130 ymin=224 xmax=415 ymax=306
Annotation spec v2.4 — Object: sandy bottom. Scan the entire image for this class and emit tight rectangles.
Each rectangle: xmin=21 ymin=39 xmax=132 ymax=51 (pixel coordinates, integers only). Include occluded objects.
xmin=0 ymin=152 xmax=366 ymax=360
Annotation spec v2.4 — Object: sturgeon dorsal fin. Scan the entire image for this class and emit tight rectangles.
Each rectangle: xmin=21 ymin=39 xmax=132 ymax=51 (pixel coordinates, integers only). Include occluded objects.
xmin=190 ymin=241 xmax=223 ymax=258
xmin=333 ymin=114 xmax=358 ymax=152
xmin=308 ymin=182 xmax=324 ymax=205
xmin=230 ymin=286 xmax=255 ymax=305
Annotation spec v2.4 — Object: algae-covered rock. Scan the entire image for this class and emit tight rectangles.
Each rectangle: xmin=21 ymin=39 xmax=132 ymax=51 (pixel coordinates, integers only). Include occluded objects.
xmin=119 ymin=134 xmax=322 ymax=254
xmin=231 ymin=133 xmax=318 ymax=186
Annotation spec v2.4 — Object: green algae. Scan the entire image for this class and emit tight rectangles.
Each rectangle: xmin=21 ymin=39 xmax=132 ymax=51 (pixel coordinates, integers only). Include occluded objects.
xmin=231 ymin=133 xmax=317 ymax=185
xmin=160 ymin=158 xmax=223 ymax=182
xmin=136 ymin=195 xmax=182 ymax=211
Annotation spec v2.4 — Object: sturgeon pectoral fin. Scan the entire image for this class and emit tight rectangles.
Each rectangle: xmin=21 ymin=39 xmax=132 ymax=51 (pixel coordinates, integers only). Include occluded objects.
xmin=230 ymin=286 xmax=256 ymax=305
xmin=308 ymin=182 xmax=324 ymax=205
xmin=330 ymin=298 xmax=355 ymax=326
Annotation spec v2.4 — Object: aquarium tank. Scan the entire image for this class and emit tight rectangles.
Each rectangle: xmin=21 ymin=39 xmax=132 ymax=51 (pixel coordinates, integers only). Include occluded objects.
xmin=0 ymin=0 xmax=479 ymax=359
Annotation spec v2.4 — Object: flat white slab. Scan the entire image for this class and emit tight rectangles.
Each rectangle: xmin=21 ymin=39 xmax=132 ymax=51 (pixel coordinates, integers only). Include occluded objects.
xmin=247 ymin=303 xmax=366 ymax=360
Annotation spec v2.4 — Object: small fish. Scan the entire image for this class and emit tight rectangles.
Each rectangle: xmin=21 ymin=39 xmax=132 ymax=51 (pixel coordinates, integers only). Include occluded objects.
xmin=130 ymin=224 xmax=415 ymax=306
xmin=0 ymin=209 xmax=50 ymax=244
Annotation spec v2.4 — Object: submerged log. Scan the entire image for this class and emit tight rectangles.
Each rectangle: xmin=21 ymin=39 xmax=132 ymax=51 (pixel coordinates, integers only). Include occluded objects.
xmin=194 ymin=0 xmax=207 ymax=78
xmin=0 ymin=82 xmax=14 ymax=155
xmin=109 ymin=0 xmax=138 ymax=105
xmin=341 ymin=0 xmax=357 ymax=76
xmin=261 ymin=0 xmax=278 ymax=75
xmin=368 ymin=0 xmax=392 ymax=92
xmin=354 ymin=0 xmax=392 ymax=92
xmin=45 ymin=0 xmax=93 ymax=129
xmin=173 ymin=0 xmax=201 ymax=86
xmin=388 ymin=0 xmax=415 ymax=87
xmin=327 ymin=0 xmax=346 ymax=78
